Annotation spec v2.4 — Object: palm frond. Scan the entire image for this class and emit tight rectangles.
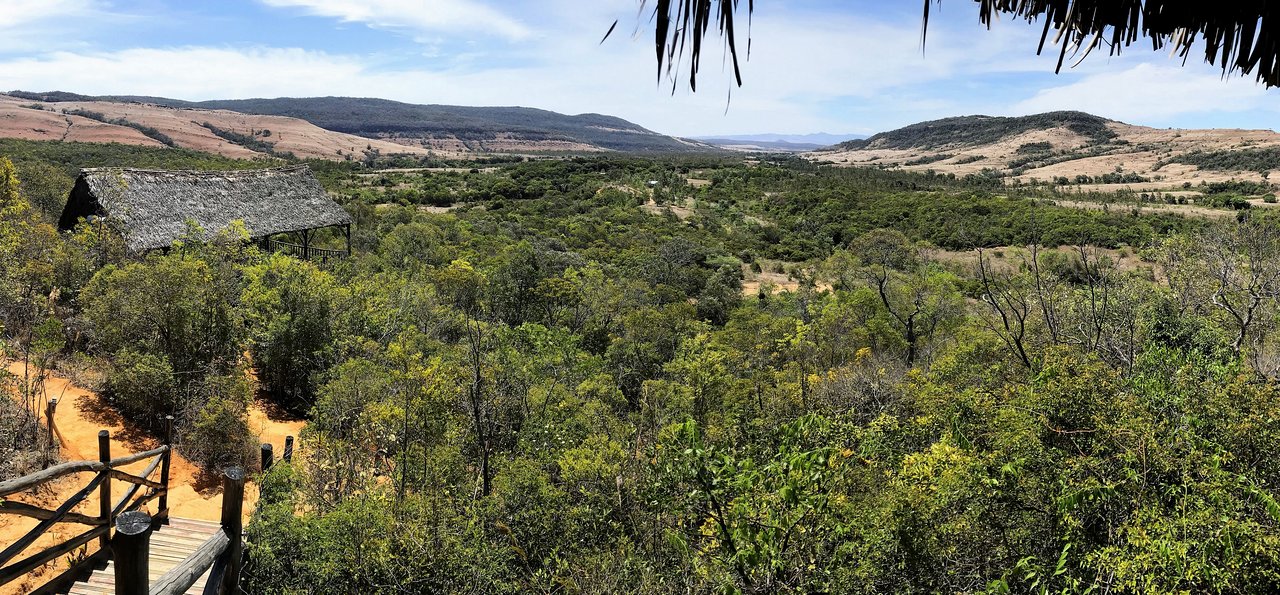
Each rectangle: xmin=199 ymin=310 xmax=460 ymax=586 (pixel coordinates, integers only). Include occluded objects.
xmin=627 ymin=1 xmax=1280 ymax=91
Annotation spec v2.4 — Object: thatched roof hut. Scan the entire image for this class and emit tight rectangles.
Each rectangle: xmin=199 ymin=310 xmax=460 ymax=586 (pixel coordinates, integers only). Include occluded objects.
xmin=58 ymin=165 xmax=352 ymax=254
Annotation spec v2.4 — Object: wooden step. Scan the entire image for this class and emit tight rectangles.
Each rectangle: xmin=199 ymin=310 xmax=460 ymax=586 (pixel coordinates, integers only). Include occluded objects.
xmin=66 ymin=517 xmax=222 ymax=595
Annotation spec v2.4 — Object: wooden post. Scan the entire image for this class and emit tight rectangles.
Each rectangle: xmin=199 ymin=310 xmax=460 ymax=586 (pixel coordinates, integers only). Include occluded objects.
xmin=283 ymin=436 xmax=294 ymax=462
xmin=113 ymin=511 xmax=152 ymax=595
xmin=219 ymin=467 xmax=245 ymax=595
xmin=300 ymin=229 xmax=311 ymax=260
xmin=344 ymin=224 xmax=351 ymax=256
xmin=43 ymin=398 xmax=57 ymax=469
xmin=159 ymin=415 xmax=174 ymax=517
xmin=260 ymin=443 xmax=273 ymax=473
xmin=98 ymin=430 xmax=111 ymax=549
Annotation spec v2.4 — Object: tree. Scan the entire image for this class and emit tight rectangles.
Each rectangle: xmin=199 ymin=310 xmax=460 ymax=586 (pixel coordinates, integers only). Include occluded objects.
xmin=1161 ymin=221 xmax=1280 ymax=355
xmin=618 ymin=2 xmax=1280 ymax=91
xmin=242 ymin=253 xmax=339 ymax=408
xmin=836 ymin=230 xmax=963 ymax=365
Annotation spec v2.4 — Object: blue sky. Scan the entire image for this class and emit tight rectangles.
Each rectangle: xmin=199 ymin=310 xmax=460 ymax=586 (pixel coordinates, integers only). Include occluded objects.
xmin=2 ymin=0 xmax=1278 ymax=136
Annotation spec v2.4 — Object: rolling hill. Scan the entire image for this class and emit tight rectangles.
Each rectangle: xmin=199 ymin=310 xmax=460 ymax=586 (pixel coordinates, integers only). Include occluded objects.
xmin=815 ymin=111 xmax=1280 ymax=192
xmin=5 ymin=91 xmax=715 ymax=155
xmin=695 ymin=133 xmax=864 ymax=152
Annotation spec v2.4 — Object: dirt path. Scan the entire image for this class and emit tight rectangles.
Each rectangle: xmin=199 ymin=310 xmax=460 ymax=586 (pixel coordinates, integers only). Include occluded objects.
xmin=1 ymin=360 xmax=305 ymax=594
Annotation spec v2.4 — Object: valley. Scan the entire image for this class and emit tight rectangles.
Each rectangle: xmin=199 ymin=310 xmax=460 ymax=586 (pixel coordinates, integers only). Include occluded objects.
xmin=4 ymin=98 xmax=1280 ymax=595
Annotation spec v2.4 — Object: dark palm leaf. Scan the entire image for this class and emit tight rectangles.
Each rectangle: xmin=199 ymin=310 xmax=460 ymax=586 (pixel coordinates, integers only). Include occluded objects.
xmin=616 ymin=1 xmax=1280 ymax=90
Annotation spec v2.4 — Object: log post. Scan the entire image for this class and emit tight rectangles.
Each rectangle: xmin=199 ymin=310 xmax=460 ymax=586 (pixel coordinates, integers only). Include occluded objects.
xmin=98 ymin=430 xmax=111 ymax=549
xmin=283 ymin=436 xmax=294 ymax=462
xmin=219 ymin=467 xmax=245 ymax=595
xmin=43 ymin=398 xmax=57 ymax=469
xmin=344 ymin=224 xmax=351 ymax=256
xmin=260 ymin=443 xmax=273 ymax=473
xmin=113 ymin=510 xmax=152 ymax=595
xmin=159 ymin=415 xmax=174 ymax=516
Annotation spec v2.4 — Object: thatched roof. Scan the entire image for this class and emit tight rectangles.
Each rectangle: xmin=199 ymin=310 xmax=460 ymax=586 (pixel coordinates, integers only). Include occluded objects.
xmin=58 ymin=165 xmax=351 ymax=252
xmin=632 ymin=2 xmax=1280 ymax=90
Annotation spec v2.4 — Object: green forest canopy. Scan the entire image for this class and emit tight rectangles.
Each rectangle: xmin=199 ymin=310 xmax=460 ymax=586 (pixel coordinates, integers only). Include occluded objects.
xmin=4 ymin=140 xmax=1280 ymax=593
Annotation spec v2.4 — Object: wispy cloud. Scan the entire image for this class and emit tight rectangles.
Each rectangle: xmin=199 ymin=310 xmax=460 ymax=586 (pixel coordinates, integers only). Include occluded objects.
xmin=1 ymin=2 xmax=1278 ymax=135
xmin=0 ymin=0 xmax=97 ymax=29
xmin=1013 ymin=62 xmax=1276 ymax=125
xmin=258 ymin=0 xmax=532 ymax=41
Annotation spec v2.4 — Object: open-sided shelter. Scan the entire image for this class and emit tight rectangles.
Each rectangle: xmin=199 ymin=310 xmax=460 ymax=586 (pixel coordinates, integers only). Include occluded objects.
xmin=57 ymin=165 xmax=351 ymax=258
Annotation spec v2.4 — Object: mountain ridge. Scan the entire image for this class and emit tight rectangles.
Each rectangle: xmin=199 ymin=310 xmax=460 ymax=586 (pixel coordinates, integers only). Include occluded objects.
xmin=5 ymin=91 xmax=715 ymax=154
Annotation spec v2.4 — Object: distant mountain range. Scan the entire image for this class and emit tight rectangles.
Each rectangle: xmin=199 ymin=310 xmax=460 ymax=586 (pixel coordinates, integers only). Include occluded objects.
xmin=4 ymin=91 xmax=718 ymax=155
xmin=694 ymin=132 xmax=865 ymax=152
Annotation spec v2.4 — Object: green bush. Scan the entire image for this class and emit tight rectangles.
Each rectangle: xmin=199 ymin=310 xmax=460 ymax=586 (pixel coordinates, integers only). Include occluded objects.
xmin=181 ymin=372 xmax=255 ymax=471
xmin=243 ymin=253 xmax=338 ymax=408
xmin=105 ymin=349 xmax=176 ymax=420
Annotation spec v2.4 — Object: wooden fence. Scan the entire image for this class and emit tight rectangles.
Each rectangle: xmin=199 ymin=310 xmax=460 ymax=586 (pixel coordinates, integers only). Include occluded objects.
xmin=268 ymin=239 xmax=349 ymax=262
xmin=0 ymin=413 xmax=295 ymax=594
xmin=108 ymin=468 xmax=245 ymax=595
xmin=0 ymin=418 xmax=174 ymax=589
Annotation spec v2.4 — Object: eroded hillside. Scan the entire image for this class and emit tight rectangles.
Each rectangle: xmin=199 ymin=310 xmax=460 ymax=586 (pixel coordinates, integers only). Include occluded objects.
xmin=815 ymin=111 xmax=1280 ymax=193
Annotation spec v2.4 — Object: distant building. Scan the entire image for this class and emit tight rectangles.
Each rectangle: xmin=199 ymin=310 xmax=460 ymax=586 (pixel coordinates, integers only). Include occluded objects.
xmin=58 ymin=165 xmax=352 ymax=259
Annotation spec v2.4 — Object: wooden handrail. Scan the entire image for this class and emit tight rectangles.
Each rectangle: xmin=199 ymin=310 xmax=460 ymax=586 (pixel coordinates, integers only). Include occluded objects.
xmin=0 ymin=502 xmax=102 ymax=526
xmin=1 ymin=435 xmax=289 ymax=592
xmin=0 ymin=433 xmax=172 ymax=589
xmin=0 ymin=525 xmax=108 ymax=586
xmin=0 ymin=461 xmax=102 ymax=497
xmin=109 ymin=445 xmax=169 ymax=468
xmin=268 ymin=238 xmax=349 ymax=260
xmin=149 ymin=530 xmax=230 ymax=595
xmin=0 ymin=472 xmax=106 ymax=568
xmin=0 ymin=445 xmax=169 ymax=497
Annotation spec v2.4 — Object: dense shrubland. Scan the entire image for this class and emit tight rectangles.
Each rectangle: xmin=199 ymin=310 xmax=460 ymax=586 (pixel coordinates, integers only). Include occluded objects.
xmin=3 ymin=146 xmax=1280 ymax=593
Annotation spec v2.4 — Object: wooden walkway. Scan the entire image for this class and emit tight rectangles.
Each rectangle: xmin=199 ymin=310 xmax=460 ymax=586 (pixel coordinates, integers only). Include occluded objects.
xmin=65 ymin=518 xmax=221 ymax=595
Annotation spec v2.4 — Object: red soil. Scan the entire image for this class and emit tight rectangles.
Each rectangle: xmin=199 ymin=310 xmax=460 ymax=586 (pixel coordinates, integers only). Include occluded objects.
xmin=1 ymin=361 xmax=305 ymax=594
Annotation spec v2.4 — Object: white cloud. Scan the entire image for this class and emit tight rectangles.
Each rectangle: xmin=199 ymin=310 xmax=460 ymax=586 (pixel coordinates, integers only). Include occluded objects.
xmin=1013 ymin=62 xmax=1275 ymax=124
xmin=3 ymin=4 xmax=1278 ymax=136
xmin=0 ymin=0 xmax=96 ymax=29
xmin=258 ymin=0 xmax=531 ymax=41
xmin=0 ymin=47 xmax=381 ymax=99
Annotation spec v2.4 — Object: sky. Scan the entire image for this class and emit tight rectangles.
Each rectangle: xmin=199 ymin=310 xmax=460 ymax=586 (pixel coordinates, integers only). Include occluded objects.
xmin=1 ymin=0 xmax=1278 ymax=137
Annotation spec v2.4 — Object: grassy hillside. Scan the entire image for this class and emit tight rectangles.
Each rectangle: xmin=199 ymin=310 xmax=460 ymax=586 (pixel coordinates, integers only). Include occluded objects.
xmin=7 ymin=91 xmax=714 ymax=153
xmin=838 ymin=111 xmax=1116 ymax=150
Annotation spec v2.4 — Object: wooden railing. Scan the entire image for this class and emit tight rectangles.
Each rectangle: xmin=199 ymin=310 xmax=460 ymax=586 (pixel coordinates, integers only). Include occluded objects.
xmin=0 ymin=417 xmax=174 ymax=588
xmin=1 ymin=430 xmax=296 ymax=595
xmin=268 ymin=239 xmax=349 ymax=261
xmin=112 ymin=467 xmax=244 ymax=595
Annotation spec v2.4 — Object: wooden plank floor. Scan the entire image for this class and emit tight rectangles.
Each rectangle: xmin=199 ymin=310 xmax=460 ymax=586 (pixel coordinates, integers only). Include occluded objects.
xmin=66 ymin=517 xmax=222 ymax=595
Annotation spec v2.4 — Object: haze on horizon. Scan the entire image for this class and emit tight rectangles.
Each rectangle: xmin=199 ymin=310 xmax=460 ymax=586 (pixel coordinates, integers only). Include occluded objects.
xmin=2 ymin=0 xmax=1279 ymax=137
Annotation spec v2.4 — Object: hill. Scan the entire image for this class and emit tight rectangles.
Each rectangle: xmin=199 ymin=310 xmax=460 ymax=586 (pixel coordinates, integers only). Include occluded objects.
xmin=0 ymin=93 xmax=436 ymax=161
xmin=695 ymin=132 xmax=864 ymax=152
xmin=6 ymin=91 xmax=716 ymax=154
xmin=816 ymin=111 xmax=1280 ymax=195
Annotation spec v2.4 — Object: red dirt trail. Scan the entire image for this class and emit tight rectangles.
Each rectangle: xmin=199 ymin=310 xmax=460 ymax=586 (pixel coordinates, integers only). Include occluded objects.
xmin=1 ymin=360 xmax=305 ymax=594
